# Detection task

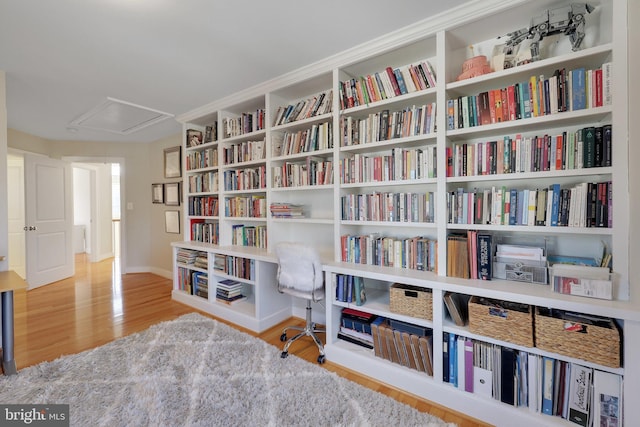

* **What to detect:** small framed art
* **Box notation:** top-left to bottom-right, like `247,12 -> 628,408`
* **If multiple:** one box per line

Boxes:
165,210 -> 180,234
164,182 -> 181,206
152,183 -> 164,204
164,146 -> 182,178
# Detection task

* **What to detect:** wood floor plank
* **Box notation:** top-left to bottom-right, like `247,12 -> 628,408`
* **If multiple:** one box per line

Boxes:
10,254 -> 491,427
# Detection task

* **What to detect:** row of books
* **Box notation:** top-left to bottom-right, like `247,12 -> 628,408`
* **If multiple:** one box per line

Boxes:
446,65 -> 611,130
340,146 -> 437,184
213,253 -> 255,280
185,147 -> 217,171
269,203 -> 304,219
271,122 -> 333,157
272,89 -> 333,126
443,332 -> 622,426
334,274 -> 366,306
190,220 -> 219,244
221,139 -> 265,165
188,196 -> 219,217
340,103 -> 436,146
231,224 -> 267,249
341,191 -> 436,223
224,195 -> 266,218
340,234 -> 437,272
339,59 -> 437,110
215,279 -> 247,305
447,125 -> 612,178
447,181 -> 612,228
271,158 -> 333,188
221,109 -> 266,138
204,124 -> 217,144
188,171 -> 218,194
176,267 -> 208,296
222,166 -> 267,191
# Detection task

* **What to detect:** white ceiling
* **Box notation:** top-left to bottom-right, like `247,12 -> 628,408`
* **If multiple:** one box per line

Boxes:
0,0 -> 472,143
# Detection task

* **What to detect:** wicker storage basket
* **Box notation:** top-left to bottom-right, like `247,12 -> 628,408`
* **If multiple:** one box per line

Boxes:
468,296 -> 534,347
534,307 -> 621,368
389,283 -> 432,320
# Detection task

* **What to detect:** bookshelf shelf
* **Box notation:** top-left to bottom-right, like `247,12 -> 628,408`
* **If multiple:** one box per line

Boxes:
340,133 -> 437,153
271,112 -> 333,132
174,1 -> 637,425
447,167 -> 612,183
445,106 -> 613,140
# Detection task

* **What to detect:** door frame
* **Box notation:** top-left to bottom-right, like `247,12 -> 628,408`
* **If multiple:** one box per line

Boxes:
62,156 -> 126,275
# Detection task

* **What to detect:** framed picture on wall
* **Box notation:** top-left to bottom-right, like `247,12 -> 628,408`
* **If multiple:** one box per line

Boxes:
165,210 -> 180,234
152,183 -> 164,204
164,182 -> 181,206
164,146 -> 182,178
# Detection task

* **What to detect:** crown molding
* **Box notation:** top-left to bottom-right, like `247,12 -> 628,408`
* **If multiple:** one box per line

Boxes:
177,0 -> 525,123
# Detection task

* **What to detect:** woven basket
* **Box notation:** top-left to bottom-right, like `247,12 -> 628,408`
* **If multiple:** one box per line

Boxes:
468,296 -> 533,347
389,283 -> 432,320
534,307 -> 621,368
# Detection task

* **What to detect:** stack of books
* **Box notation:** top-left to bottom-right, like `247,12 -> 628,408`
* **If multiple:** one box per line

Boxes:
269,203 -> 304,218
338,308 -> 378,349
194,252 -> 208,269
216,279 -> 247,305
176,249 -> 197,265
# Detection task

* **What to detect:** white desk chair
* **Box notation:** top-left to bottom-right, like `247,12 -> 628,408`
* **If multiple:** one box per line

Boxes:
275,242 -> 326,364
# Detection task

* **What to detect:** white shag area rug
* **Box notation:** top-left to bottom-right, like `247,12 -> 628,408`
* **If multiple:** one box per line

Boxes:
0,313 -> 456,427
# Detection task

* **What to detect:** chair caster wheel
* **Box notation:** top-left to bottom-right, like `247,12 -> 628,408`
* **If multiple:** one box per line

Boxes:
317,355 -> 325,364
280,333 -> 287,342
281,351 -> 288,359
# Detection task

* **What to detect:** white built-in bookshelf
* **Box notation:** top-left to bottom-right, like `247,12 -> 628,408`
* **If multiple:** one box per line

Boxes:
172,1 -> 639,425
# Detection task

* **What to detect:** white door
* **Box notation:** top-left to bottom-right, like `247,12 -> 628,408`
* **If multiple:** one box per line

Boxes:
7,155 -> 26,278
24,154 -> 74,289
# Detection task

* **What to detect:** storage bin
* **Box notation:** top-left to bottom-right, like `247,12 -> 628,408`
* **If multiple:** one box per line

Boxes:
534,307 -> 621,368
389,283 -> 432,320
468,296 -> 534,347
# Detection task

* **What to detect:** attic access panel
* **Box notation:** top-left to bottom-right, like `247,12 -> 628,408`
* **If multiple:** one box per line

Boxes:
69,97 -> 174,135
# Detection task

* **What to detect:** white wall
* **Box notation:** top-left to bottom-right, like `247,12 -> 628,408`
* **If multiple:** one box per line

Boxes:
94,163 -> 113,261
6,128 -> 181,275
149,134 -> 184,278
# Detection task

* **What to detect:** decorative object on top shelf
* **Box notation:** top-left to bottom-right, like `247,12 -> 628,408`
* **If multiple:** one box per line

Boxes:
496,3 -> 594,68
186,129 -> 203,147
164,146 -> 182,178
456,55 -> 491,81
151,183 -> 164,204
164,182 -> 181,206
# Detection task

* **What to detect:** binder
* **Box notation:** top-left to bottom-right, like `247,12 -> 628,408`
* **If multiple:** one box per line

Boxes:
541,356 -> 555,415
500,347 -> 516,405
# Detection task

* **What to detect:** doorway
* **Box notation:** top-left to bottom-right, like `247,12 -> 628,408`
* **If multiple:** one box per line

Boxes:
7,152 -> 124,284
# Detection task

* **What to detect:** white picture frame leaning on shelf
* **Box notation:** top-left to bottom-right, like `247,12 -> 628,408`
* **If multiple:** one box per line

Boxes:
151,183 -> 164,204
164,146 -> 182,178
164,182 -> 181,206
165,210 -> 180,234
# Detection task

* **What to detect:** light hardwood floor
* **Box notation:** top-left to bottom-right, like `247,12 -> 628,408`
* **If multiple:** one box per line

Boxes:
10,254 -> 491,427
